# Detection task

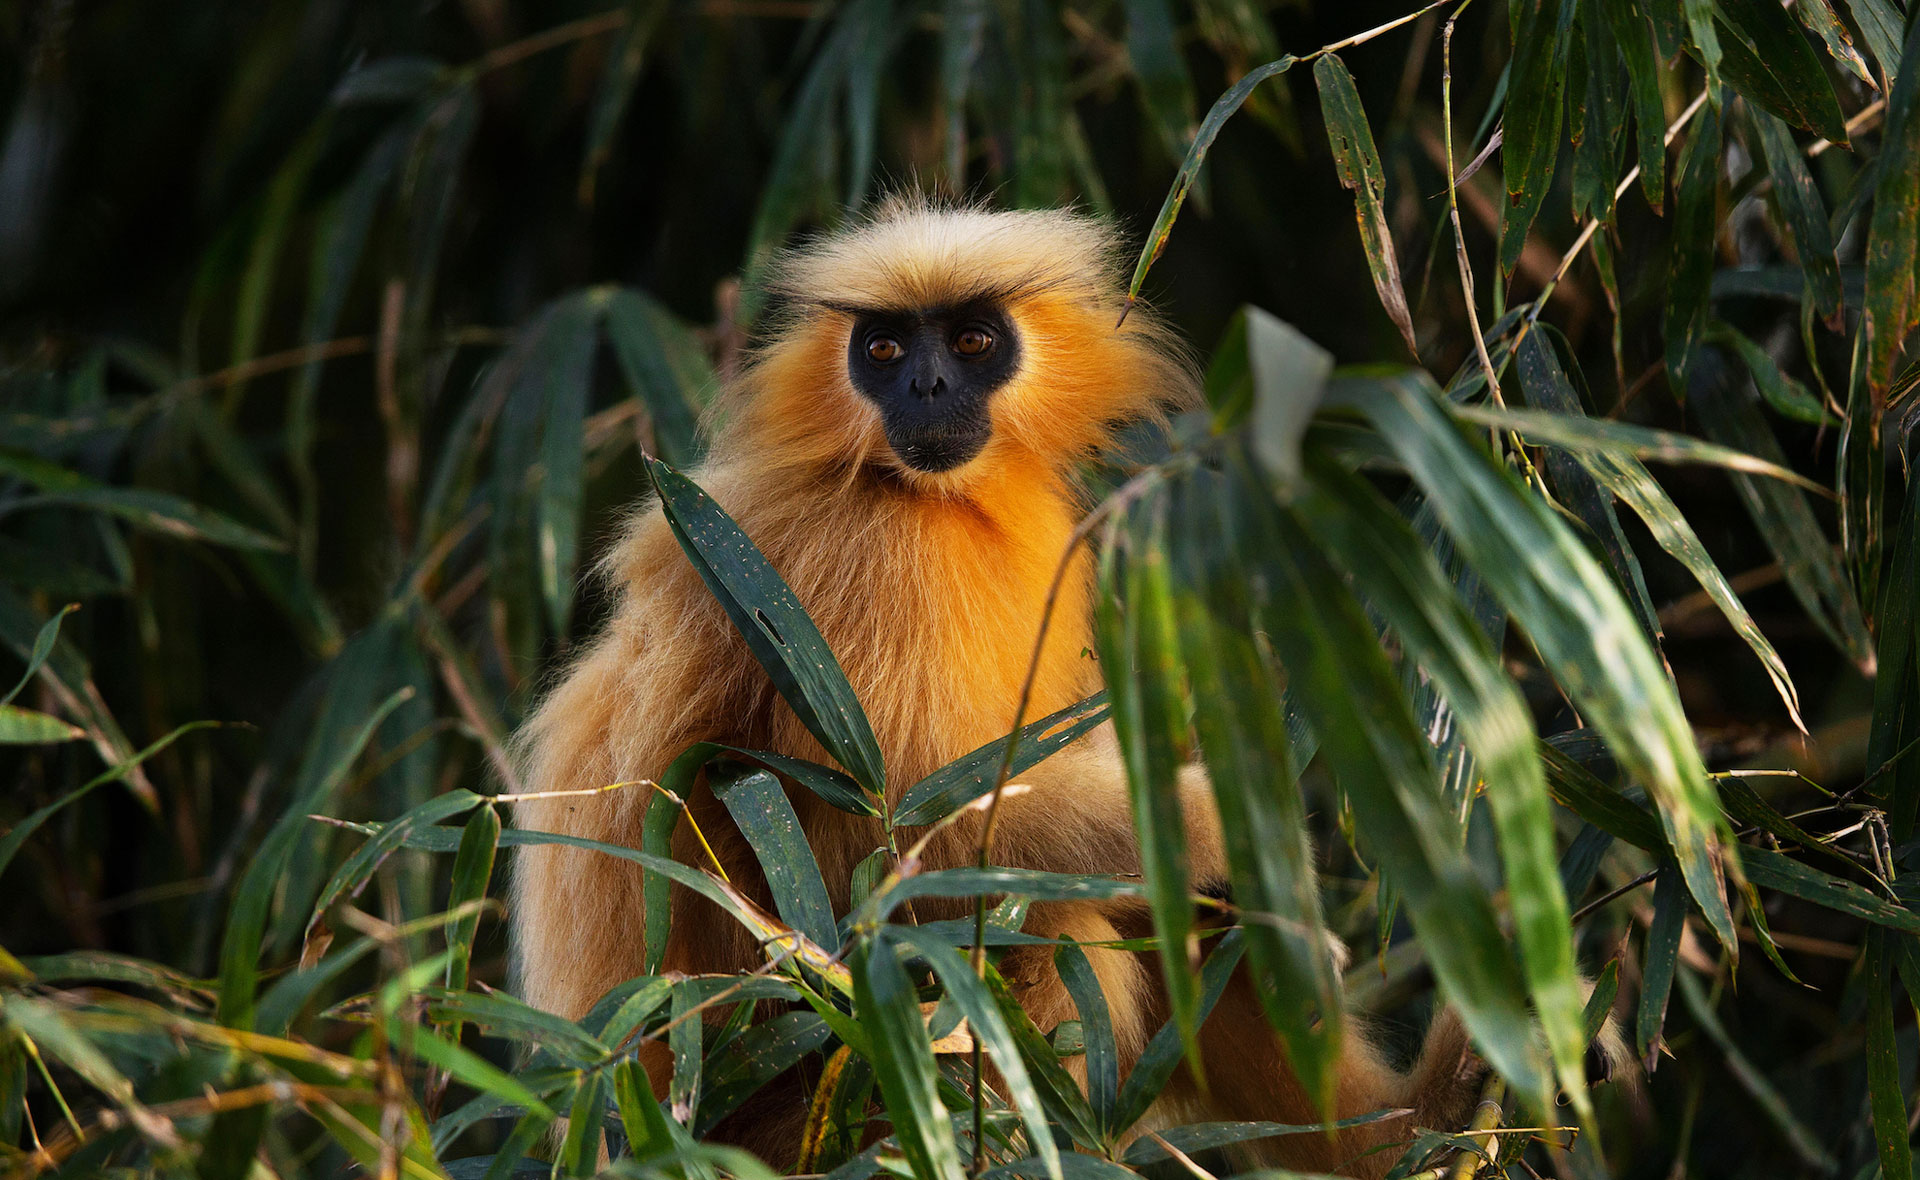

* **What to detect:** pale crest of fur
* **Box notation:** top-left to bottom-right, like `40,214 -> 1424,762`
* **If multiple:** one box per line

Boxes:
768,194 -> 1127,312
508,197 -> 1493,1177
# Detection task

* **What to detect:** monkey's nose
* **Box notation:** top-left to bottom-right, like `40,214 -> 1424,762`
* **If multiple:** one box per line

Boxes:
908,375 -> 946,401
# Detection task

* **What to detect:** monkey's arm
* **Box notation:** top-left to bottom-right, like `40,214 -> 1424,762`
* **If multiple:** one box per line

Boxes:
952,728 -> 1227,888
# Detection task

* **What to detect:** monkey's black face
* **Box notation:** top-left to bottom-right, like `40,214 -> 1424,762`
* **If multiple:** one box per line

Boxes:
845,304 -> 1022,473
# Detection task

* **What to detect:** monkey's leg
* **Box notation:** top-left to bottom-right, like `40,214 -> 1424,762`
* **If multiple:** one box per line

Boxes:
1167,970 -> 1482,1179
510,792 -> 655,1022
507,643 -> 661,1024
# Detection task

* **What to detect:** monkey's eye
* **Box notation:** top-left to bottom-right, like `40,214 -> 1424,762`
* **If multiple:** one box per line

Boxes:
865,334 -> 905,364
952,327 -> 995,358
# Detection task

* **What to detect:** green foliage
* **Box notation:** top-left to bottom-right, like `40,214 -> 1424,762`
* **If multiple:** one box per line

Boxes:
3,0 -> 1920,1177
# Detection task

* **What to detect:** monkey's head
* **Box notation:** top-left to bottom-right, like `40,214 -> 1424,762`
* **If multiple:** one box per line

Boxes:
720,196 -> 1197,494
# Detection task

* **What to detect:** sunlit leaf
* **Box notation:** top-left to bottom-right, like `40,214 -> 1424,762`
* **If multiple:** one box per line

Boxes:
1093,499 -> 1199,1065
1331,372 -> 1741,954
1295,446 -> 1588,1122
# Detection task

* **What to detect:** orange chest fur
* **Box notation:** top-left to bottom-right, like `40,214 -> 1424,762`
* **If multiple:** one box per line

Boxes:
728,471 -> 1099,791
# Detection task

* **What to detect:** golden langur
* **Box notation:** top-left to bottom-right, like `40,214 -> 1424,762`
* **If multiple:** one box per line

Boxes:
510,196 -> 1488,1176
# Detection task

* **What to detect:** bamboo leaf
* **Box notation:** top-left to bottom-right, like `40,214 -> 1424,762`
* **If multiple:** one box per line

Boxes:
1866,472 -> 1919,841
1450,396 -> 1826,491
852,939 -> 967,1180
979,961 -> 1102,1147
1690,366 -> 1874,667
1120,1110 -> 1407,1165
1600,0 -> 1667,211
0,721 -> 222,880
443,802 -> 500,996
1750,110 -> 1844,329
1634,867 -> 1684,1064
647,455 -> 886,796
1110,929 -> 1242,1131
1127,57 -> 1297,304
1500,0 -> 1574,278
306,790 -> 485,942
1864,18 -> 1920,400
1840,332 -> 1886,619
1093,497 -> 1198,1065
604,287 -> 712,468
1512,335 -> 1661,644
1570,7 -> 1625,225
1707,320 -> 1831,424
1713,1 -> 1847,143
1331,372 -> 1741,955
491,292 -> 603,639
1173,461 -> 1341,1116
1515,332 -> 1803,730
696,1010 -> 835,1134
1665,98 -> 1723,396
1740,847 -> 1920,934
1052,944 -> 1118,1130
1843,0 -> 1906,89
417,987 -> 611,1063
1,602 -> 74,708
710,762 -> 839,951
389,1016 -> 555,1121
217,688 -> 414,1029
0,451 -> 284,551
894,694 -> 1109,827
0,704 -> 82,745
1791,0 -> 1873,87
1866,930 -> 1914,1180
1295,447 -> 1588,1122
890,930 -> 1063,1180
1238,483 -> 1552,1117
674,741 -> 878,819
1314,55 -> 1417,356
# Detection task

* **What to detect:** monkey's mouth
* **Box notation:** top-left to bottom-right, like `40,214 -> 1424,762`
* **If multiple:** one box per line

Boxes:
881,417 -> 992,474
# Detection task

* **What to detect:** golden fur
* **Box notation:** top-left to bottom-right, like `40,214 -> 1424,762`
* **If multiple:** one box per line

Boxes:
509,196 -> 1483,1176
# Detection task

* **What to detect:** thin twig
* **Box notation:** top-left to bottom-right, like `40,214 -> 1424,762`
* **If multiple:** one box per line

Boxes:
472,9 -> 628,75
171,337 -> 372,397
1808,97 -> 1887,157
1305,0 -> 1455,62
1571,868 -> 1661,923
491,779 -> 654,803
1442,2 -> 1502,406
